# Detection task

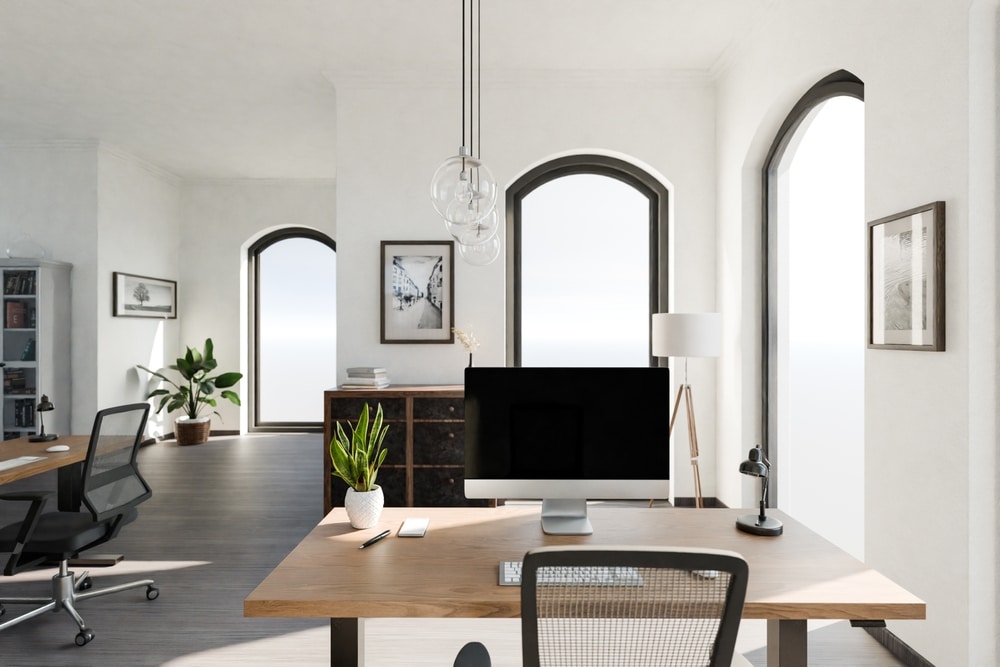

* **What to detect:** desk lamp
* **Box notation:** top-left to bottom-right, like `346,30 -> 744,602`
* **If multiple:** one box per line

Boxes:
651,312 -> 721,508
736,444 -> 783,536
29,394 -> 58,442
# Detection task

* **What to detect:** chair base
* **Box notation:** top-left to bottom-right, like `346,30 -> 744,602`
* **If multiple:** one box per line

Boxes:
0,560 -> 158,645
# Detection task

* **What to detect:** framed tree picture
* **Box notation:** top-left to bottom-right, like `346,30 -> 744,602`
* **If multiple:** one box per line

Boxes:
113,272 -> 177,319
380,241 -> 454,343
867,201 -> 945,350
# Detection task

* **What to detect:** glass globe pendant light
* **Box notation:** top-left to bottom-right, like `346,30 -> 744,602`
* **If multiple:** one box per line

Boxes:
430,0 -> 498,230
452,206 -> 499,246
459,235 -> 501,266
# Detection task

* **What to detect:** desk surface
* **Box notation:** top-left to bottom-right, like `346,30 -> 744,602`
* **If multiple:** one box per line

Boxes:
0,435 -> 89,486
244,505 -> 925,622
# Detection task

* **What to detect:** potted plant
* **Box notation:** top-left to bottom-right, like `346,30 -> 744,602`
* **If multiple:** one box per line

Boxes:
137,338 -> 242,446
330,402 -> 389,528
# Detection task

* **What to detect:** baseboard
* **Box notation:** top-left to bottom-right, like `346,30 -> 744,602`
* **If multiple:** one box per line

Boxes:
863,626 -> 934,667
673,496 -> 726,508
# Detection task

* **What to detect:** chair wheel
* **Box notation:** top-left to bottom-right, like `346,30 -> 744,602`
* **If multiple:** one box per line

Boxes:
75,628 -> 95,646
146,586 -> 159,600
78,576 -> 92,590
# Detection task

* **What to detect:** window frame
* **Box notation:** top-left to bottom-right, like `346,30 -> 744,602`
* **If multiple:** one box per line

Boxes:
248,227 -> 336,433
505,155 -> 669,367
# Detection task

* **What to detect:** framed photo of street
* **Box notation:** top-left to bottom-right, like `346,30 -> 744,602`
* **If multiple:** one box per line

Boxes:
113,272 -> 177,319
380,241 -> 454,343
867,201 -> 945,351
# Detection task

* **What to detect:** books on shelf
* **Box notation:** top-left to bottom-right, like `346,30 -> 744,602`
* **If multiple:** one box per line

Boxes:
341,366 -> 390,389
2,271 -> 36,296
5,301 -> 25,328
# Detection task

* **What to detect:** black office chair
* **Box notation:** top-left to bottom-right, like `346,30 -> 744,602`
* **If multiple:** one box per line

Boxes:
455,546 -> 751,667
0,403 -> 159,646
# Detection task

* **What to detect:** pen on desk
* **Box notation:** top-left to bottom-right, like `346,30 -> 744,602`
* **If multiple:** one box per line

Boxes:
359,529 -> 391,550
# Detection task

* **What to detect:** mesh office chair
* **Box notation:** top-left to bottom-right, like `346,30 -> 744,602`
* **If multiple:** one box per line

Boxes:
0,403 -> 159,646
455,546 -> 751,667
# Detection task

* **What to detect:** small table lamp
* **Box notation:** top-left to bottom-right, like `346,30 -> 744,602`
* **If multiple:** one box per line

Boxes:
736,444 -> 783,536
28,394 -> 58,442
651,312 -> 721,508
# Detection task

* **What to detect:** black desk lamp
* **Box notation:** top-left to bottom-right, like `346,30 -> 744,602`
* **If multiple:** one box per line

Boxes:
736,444 -> 783,536
29,394 -> 58,442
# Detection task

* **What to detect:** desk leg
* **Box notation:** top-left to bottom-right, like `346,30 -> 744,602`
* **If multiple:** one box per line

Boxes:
330,618 -> 359,666
767,619 -> 807,666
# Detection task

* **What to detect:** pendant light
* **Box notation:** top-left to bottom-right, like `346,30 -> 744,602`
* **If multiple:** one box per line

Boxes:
430,0 -> 498,231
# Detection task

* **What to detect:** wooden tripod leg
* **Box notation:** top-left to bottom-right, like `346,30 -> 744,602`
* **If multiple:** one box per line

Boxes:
650,384 -> 687,508
684,385 -> 703,508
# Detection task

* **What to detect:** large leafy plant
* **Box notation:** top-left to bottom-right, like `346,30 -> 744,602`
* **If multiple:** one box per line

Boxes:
138,338 -> 242,420
330,403 -> 389,492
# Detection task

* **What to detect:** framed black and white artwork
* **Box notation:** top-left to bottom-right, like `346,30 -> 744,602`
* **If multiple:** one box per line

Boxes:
380,241 -> 454,343
113,272 -> 177,319
867,201 -> 945,351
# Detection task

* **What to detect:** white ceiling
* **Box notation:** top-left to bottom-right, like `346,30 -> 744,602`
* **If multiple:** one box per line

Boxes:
0,0 -> 773,180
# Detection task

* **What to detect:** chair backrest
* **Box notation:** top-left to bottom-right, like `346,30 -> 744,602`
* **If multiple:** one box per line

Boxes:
81,403 -> 152,522
520,546 -> 749,667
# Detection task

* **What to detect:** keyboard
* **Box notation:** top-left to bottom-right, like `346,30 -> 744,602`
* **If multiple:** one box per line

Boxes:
0,456 -> 44,472
499,560 -> 643,587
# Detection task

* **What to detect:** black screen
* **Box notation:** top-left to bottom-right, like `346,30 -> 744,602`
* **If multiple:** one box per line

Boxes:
464,367 -> 671,482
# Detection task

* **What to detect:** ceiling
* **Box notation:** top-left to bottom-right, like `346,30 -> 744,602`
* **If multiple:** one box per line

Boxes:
0,0 -> 774,180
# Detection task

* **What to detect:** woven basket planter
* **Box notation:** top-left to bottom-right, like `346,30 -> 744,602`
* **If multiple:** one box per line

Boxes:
175,417 -> 211,446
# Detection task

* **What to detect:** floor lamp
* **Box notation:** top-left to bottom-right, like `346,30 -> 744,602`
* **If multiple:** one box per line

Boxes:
651,313 -> 721,508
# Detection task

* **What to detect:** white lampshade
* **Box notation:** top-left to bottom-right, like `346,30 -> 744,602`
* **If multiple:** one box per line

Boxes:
651,313 -> 721,358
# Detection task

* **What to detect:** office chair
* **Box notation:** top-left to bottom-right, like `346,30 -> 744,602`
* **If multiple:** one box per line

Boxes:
0,403 -> 159,646
455,546 -> 751,667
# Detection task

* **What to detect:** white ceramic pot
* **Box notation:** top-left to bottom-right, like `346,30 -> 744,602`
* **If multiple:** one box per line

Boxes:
344,485 -> 384,529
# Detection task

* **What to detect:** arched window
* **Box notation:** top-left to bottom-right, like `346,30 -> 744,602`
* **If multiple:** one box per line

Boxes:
506,155 -> 669,367
762,70 -> 865,557
248,228 -> 336,432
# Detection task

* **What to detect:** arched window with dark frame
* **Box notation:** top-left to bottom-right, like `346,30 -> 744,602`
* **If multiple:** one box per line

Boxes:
506,155 -> 669,367
762,70 -> 865,557
248,227 -> 336,432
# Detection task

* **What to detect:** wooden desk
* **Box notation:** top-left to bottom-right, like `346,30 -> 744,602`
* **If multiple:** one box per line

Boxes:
0,435 -> 89,510
245,505 -> 925,666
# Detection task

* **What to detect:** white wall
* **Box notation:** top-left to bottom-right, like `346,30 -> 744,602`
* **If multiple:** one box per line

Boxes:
333,72 -> 720,499
715,1 -> 996,663
179,179 -> 336,431
97,146 -> 182,436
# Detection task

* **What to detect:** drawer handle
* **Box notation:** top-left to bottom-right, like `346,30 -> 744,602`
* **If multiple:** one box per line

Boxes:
448,432 -> 455,439
448,405 -> 455,412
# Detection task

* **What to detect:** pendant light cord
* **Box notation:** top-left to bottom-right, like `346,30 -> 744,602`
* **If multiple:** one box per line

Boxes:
461,0 -> 466,149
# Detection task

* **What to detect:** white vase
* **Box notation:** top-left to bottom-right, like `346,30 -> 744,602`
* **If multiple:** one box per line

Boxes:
344,485 -> 384,529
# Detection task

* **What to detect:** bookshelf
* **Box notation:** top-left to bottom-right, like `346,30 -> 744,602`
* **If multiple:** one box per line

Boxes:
1,259 -> 71,441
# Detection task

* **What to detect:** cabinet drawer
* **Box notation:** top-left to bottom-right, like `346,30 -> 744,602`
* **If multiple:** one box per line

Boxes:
328,397 -> 406,421
413,468 -> 486,507
413,397 -> 464,420
413,423 -> 465,465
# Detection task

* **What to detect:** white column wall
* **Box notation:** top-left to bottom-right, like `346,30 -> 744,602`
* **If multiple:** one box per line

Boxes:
333,73 -> 719,499
716,1 -> 989,663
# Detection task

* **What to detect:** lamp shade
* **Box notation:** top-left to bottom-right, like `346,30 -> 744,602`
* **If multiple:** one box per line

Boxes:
651,313 -> 721,358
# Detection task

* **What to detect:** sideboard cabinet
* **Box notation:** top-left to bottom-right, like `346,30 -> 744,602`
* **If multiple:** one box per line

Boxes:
322,385 -> 486,513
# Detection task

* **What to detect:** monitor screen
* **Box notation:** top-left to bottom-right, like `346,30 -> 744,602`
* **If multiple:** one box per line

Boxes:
464,366 -> 671,534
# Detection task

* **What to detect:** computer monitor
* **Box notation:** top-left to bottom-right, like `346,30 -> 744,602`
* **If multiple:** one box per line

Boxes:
464,366 -> 671,535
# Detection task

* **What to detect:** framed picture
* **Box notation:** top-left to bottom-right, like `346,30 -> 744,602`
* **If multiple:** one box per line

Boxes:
380,241 -> 454,343
867,201 -> 945,350
113,272 -> 177,319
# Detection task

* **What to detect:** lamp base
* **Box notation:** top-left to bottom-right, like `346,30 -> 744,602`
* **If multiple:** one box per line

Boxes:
29,433 -> 58,443
736,513 -> 783,536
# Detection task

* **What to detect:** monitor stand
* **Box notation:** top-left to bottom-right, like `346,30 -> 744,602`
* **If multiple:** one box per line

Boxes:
540,499 -> 593,535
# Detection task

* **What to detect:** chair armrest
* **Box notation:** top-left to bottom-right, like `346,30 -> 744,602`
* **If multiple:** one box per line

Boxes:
2,492 -> 52,576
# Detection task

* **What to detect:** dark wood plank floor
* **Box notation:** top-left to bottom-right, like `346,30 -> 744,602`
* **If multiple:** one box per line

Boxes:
0,434 -> 905,666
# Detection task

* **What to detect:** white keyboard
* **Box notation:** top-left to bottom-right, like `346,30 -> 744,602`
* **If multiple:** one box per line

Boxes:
0,456 -> 44,472
499,560 -> 643,587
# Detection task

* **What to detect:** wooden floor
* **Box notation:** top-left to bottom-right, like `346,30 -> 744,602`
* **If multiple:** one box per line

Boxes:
0,434 -> 907,666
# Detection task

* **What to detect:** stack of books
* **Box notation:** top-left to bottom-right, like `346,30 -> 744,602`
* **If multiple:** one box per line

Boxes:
341,367 -> 390,389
